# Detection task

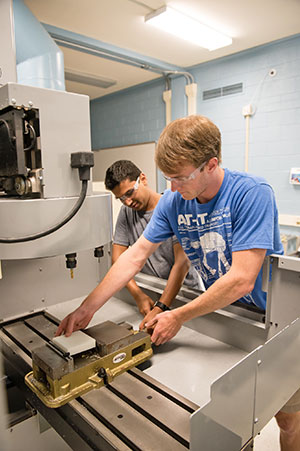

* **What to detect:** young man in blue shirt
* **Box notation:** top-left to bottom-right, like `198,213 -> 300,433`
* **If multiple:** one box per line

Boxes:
57,115 -> 299,450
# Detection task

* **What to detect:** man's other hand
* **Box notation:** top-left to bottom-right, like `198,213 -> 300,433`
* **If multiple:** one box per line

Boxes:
136,294 -> 154,316
145,310 -> 182,346
55,305 -> 94,337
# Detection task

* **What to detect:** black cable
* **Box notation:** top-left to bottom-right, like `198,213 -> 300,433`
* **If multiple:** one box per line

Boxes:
0,180 -> 88,243
0,119 -> 15,147
23,123 -> 37,152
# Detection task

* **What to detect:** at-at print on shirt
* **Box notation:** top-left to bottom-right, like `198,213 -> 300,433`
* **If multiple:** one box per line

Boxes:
178,208 -> 232,281
178,207 -> 255,305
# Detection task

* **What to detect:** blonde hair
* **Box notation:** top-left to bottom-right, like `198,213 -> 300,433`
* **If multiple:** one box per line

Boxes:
155,115 -> 222,174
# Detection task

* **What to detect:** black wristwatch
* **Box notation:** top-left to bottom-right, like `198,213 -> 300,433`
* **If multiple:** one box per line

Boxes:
153,300 -> 170,311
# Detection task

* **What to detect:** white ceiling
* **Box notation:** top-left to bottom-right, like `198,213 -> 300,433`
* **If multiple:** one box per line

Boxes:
24,0 -> 300,100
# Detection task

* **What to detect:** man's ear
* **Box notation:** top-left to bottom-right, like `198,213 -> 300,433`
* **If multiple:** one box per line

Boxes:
139,172 -> 148,186
206,157 -> 219,173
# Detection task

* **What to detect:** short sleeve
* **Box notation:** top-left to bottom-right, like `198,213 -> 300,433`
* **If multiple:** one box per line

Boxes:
113,206 -> 130,247
232,184 -> 276,252
143,191 -> 174,243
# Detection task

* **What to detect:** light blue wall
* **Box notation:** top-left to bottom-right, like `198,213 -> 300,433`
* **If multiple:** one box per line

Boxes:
90,35 -> 300,234
91,79 -> 165,149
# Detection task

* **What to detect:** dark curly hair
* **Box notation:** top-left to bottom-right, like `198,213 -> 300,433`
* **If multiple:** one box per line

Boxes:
105,160 -> 141,190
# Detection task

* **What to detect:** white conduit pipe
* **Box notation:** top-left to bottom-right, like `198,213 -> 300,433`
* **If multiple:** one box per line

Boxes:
243,70 -> 275,173
185,83 -> 198,115
163,89 -> 172,125
162,89 -> 172,189
244,114 -> 250,172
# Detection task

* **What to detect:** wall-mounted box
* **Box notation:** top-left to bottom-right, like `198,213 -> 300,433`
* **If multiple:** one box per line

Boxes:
279,214 -> 300,228
290,167 -> 300,185
280,234 -> 300,255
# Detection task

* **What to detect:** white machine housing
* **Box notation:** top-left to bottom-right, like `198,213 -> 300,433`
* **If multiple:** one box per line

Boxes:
0,83 -> 112,260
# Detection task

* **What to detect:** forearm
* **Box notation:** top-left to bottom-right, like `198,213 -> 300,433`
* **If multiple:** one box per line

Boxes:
82,236 -> 160,314
125,278 -> 148,303
172,269 -> 253,324
112,245 -> 145,303
159,260 -> 190,307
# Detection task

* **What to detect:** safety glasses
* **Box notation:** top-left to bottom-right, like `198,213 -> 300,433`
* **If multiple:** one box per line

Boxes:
162,161 -> 207,183
118,176 -> 140,202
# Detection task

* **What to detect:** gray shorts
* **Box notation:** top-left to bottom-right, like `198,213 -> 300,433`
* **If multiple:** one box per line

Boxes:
280,388 -> 300,414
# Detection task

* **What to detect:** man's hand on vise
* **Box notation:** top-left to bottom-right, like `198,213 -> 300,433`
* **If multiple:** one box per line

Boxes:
145,310 -> 182,346
55,304 -> 94,337
135,294 -> 154,316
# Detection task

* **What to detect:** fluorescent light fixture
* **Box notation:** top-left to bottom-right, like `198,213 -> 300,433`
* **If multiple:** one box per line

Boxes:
64,68 -> 117,88
145,6 -> 232,51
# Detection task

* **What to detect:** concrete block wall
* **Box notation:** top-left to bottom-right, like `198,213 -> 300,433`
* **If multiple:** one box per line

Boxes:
90,34 -> 300,235
91,79 -> 165,149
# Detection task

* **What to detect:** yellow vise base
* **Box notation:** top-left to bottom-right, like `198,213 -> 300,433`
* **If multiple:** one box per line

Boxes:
25,334 -> 152,408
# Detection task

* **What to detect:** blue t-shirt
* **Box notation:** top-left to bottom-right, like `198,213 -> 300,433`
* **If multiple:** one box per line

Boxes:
144,169 -> 283,310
